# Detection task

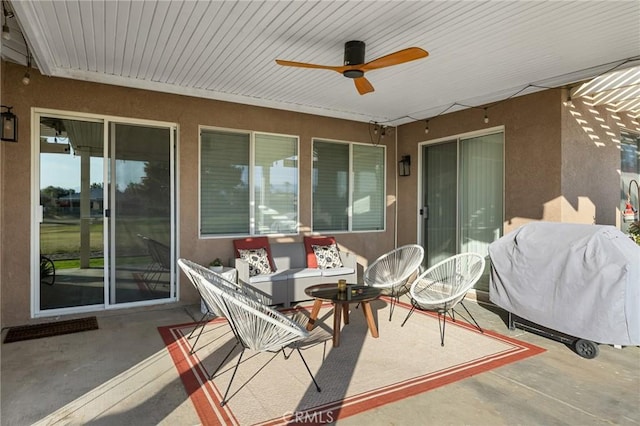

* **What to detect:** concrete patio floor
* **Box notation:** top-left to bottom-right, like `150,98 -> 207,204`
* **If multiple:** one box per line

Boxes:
1,298 -> 639,425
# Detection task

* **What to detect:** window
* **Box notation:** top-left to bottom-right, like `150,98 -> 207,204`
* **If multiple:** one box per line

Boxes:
313,139 -> 385,232
200,129 -> 298,236
621,131 -> 640,234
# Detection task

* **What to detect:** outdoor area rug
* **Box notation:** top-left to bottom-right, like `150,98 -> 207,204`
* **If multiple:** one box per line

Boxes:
159,299 -> 545,425
4,316 -> 98,343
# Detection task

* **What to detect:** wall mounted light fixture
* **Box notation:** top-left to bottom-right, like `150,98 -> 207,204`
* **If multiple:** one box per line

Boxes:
1,105 -> 17,142
399,155 -> 411,177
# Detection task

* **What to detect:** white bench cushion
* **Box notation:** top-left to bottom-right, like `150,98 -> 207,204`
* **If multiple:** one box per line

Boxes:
287,268 -> 322,279
321,267 -> 355,277
249,272 -> 289,284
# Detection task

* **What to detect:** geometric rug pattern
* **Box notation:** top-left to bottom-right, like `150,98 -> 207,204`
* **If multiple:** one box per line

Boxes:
159,298 -> 545,425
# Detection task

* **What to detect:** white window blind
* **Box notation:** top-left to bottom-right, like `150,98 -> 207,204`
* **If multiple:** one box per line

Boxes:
313,141 -> 349,231
254,134 -> 298,234
313,140 -> 385,232
200,130 -> 250,235
422,131 -> 503,271
352,144 -> 385,230
459,133 -> 504,256
200,129 -> 298,236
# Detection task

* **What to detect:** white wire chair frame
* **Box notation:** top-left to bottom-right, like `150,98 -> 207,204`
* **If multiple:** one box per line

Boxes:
363,244 -> 425,321
401,252 -> 486,346
178,259 -> 270,354
178,259 -> 246,354
181,259 -> 321,406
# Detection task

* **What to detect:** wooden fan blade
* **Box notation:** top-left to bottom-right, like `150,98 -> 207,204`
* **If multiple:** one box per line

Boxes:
354,77 -> 374,95
275,59 -> 346,73
361,47 -> 428,71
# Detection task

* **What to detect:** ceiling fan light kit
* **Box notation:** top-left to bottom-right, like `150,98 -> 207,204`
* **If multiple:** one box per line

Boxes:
344,40 -> 366,65
276,40 -> 428,95
343,69 -> 364,79
343,41 -> 366,78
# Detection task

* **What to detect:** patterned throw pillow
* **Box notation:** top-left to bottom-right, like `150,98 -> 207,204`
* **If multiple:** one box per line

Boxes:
238,247 -> 274,277
312,244 -> 344,269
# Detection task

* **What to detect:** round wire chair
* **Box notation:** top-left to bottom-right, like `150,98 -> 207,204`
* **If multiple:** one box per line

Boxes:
401,252 -> 486,346
363,244 -> 424,321
178,258 -> 267,354
194,269 -> 321,406
178,258 -> 320,407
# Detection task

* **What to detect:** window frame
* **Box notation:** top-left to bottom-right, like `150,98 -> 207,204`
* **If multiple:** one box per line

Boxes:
199,126 -> 300,238
620,130 -> 640,234
311,137 -> 387,233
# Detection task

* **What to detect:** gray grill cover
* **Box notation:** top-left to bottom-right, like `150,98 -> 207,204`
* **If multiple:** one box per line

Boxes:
489,222 -> 640,345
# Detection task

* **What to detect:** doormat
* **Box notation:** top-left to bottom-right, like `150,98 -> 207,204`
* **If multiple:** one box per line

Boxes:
159,299 -> 545,425
3,316 -> 98,343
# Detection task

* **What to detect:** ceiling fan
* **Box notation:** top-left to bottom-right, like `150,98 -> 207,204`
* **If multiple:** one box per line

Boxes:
275,41 -> 428,95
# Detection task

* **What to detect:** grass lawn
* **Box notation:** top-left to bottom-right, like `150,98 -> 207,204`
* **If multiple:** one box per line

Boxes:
42,216 -> 170,272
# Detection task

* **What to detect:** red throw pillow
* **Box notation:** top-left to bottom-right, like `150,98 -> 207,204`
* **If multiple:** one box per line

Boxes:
303,236 -> 337,268
233,237 -> 276,271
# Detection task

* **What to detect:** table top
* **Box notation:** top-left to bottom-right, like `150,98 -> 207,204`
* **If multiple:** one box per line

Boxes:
305,283 -> 381,303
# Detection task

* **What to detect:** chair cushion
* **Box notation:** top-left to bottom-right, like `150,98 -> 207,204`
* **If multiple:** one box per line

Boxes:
249,271 -> 289,283
287,267 -> 323,279
312,243 -> 344,269
238,247 -> 274,277
233,237 -> 276,270
303,236 -> 336,267
321,267 -> 355,277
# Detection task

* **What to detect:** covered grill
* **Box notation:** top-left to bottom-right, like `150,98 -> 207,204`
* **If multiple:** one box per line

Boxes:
489,222 -> 640,358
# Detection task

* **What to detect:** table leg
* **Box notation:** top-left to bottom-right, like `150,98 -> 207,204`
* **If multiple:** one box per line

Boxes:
361,301 -> 379,338
333,303 -> 342,347
343,303 -> 350,325
306,299 -> 323,331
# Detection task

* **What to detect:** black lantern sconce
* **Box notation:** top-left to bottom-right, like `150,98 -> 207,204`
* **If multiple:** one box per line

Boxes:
399,155 -> 411,177
1,105 -> 17,142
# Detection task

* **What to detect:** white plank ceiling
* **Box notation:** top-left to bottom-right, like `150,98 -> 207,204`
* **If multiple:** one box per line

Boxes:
3,0 -> 640,124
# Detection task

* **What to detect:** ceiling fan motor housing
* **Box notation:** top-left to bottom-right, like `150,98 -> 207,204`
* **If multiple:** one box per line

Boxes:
343,40 -> 365,78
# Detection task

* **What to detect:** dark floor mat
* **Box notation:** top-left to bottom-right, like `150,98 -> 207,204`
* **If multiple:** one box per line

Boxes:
3,316 -> 98,343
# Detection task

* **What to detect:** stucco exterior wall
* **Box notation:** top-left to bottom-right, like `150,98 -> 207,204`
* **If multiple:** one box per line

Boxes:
395,88 -> 638,249
396,89 -> 564,246
0,61 -> 397,326
560,96 -> 639,226
2,58 -> 637,327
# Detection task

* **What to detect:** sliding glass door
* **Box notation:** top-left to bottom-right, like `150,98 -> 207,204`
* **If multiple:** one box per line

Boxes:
110,122 -> 174,304
38,117 -> 106,310
459,134 -> 504,259
421,131 -> 504,291
35,112 -> 176,315
423,140 -> 458,266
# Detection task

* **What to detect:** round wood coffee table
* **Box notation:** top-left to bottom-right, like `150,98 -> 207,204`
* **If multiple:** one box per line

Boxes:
304,283 -> 381,348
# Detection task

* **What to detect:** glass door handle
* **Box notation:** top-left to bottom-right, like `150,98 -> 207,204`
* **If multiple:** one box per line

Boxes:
420,206 -> 429,219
